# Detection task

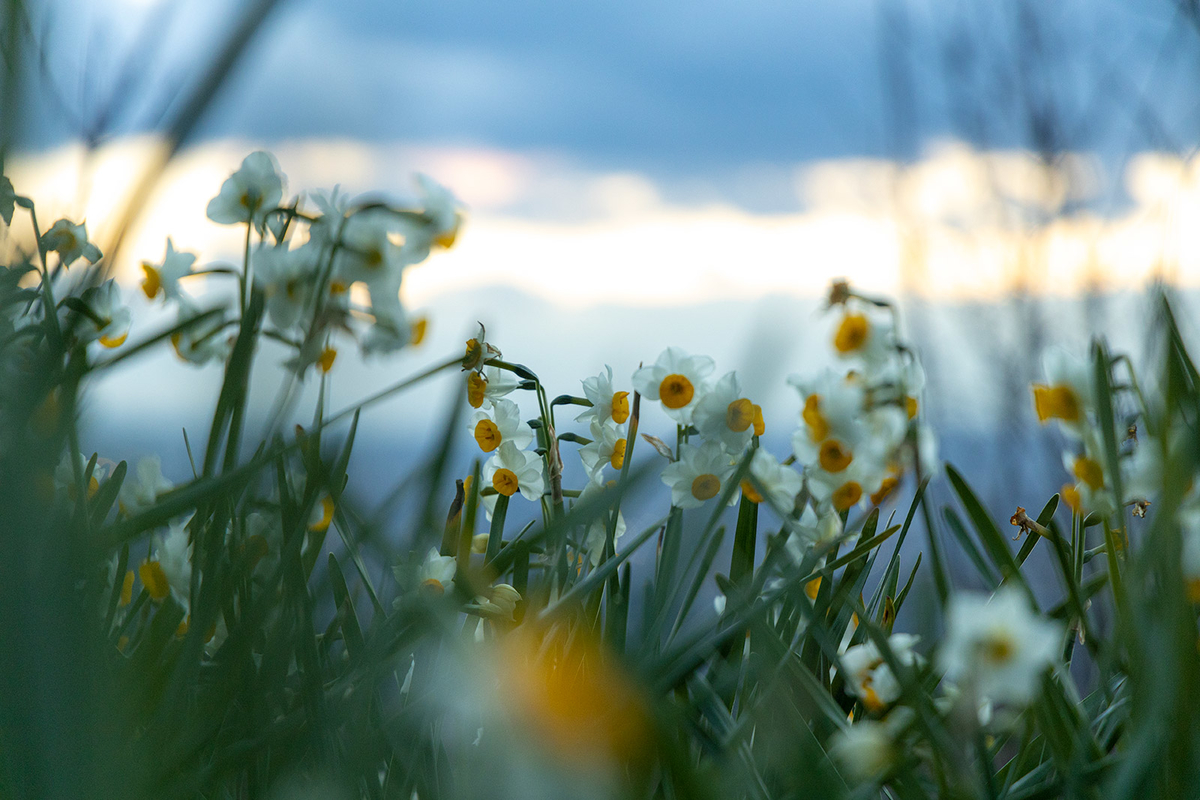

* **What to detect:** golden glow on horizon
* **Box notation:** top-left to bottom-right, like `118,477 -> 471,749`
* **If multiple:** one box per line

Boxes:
5,137 -> 1198,308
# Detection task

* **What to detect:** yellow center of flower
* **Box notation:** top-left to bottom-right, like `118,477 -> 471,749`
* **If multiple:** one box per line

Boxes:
832,481 -> 863,511
493,468 -> 519,497
141,263 -> 162,299
802,395 -> 829,442
752,404 -> 765,436
1188,578 -> 1200,604
834,313 -> 870,354
740,479 -> 763,504
364,247 -> 384,269
1033,384 -> 1081,424
318,347 -> 337,373
474,419 -> 502,452
818,439 -> 853,473
99,331 -> 128,348
119,570 -> 134,606
309,495 -> 335,532
467,372 -> 488,408
611,391 -> 630,424
659,374 -> 694,409
435,217 -> 462,249
981,634 -> 1015,664
329,280 -> 348,295
410,316 -> 428,346
1060,482 -> 1082,513
691,473 -> 721,501
805,577 -> 822,600
421,578 -> 446,595
905,396 -> 919,419
870,476 -> 899,506
1072,456 -> 1104,490
610,439 -> 627,470
139,561 -> 170,602
725,398 -> 755,432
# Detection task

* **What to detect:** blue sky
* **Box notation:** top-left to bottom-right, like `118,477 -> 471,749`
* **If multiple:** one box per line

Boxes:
30,0 -> 1200,190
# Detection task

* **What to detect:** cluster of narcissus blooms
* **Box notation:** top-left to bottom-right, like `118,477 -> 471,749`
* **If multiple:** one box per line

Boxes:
142,151 -> 461,371
1033,346 -> 1200,600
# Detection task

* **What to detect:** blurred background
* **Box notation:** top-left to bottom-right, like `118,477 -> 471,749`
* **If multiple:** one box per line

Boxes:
5,0 -> 1200,602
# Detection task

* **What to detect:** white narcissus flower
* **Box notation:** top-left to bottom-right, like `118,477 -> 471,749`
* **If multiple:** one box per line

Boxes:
631,346 -> 714,424
469,398 -> 534,454
578,419 -> 627,485
75,280 -> 131,348
119,456 -> 174,517
306,185 -> 351,245
789,370 -> 867,468
360,273 -> 418,356
141,238 -> 196,302
1060,430 -> 1115,517
806,450 -> 891,514
333,208 -> 412,290
171,300 -> 233,366
254,244 -> 319,330
466,365 -> 520,410
1032,347 -> 1094,436
939,587 -> 1063,706
476,584 -> 521,620
830,302 -> 896,372
692,371 -> 760,453
140,520 -> 192,609
206,151 -> 285,231
41,218 -> 101,267
483,441 -> 546,502
407,547 -> 456,596
839,633 -> 920,713
415,173 -> 464,250
661,440 -> 737,510
579,480 -> 626,567
576,365 -> 631,428
742,448 -> 802,515
829,720 -> 893,784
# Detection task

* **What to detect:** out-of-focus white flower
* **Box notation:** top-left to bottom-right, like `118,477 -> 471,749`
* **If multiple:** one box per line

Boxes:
1122,436 -> 1162,505
829,720 -> 893,784
307,185 -> 351,245
467,365 -> 520,410
661,440 -> 736,509
410,547 -> 457,596
1032,347 -> 1093,436
742,448 -> 802,515
830,303 -> 895,371
140,238 -> 196,302
576,365 -> 631,428
806,451 -> 891,514
255,244 -> 319,330
789,370 -> 867,462
206,151 -> 285,231
483,441 -> 546,502
469,398 -> 534,454
333,208 -> 411,290
579,420 -> 627,484
839,633 -> 920,713
631,346 -> 714,424
415,173 -> 464,250
53,451 -> 107,499
118,456 -> 173,517
579,480 -> 626,567
171,300 -> 233,366
1060,430 -> 1115,516
692,371 -> 759,453
41,218 -> 101,267
141,519 -> 192,609
939,587 -> 1062,706
360,276 -> 418,356
75,280 -> 131,348
476,584 -> 521,621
